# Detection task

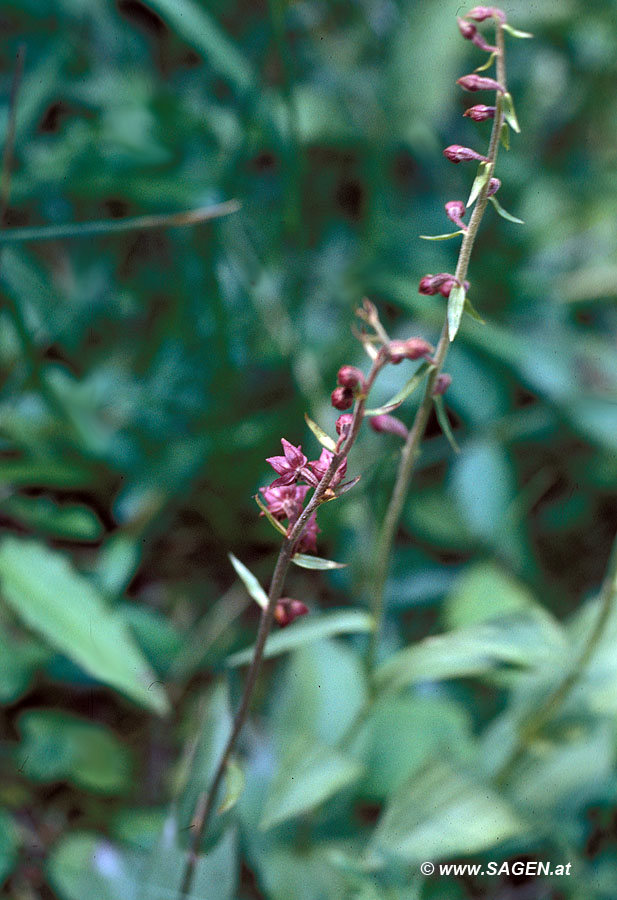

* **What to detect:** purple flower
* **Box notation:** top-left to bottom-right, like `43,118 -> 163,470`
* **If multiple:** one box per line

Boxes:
463,104 -> 496,122
443,144 -> 489,164
337,365 -> 366,391
432,373 -> 453,396
370,414 -> 409,440
259,483 -> 310,523
419,273 -> 458,295
439,278 -> 470,298
331,386 -> 354,410
266,438 -> 307,487
457,17 -> 477,39
465,6 -> 506,23
388,337 -> 434,363
335,414 -> 354,437
445,200 -> 467,231
457,74 -> 505,93
487,177 -> 501,196
308,448 -> 347,488
275,597 -> 309,627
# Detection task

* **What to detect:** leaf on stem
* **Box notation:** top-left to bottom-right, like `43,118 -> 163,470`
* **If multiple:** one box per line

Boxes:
474,52 -> 497,73
466,161 -> 491,208
502,23 -> 533,39
365,361 -> 433,416
489,195 -> 524,224
447,284 -> 467,342
228,553 -> 269,610
500,121 -> 510,150
292,553 -> 347,570
217,758 -> 245,814
418,231 -> 464,242
502,92 -> 521,133
463,296 -> 486,325
335,475 -> 361,497
254,494 -> 288,536
433,395 -> 460,453
304,413 -> 337,452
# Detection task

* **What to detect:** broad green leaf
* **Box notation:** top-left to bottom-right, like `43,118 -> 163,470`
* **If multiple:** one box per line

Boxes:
489,195 -> 524,224
466,161 -> 490,208
0,537 -> 168,714
444,562 -> 539,630
17,710 -> 132,794
447,284 -> 466,341
463,295 -> 486,324
261,734 -> 364,830
368,761 -> 525,865
0,810 -> 18,887
226,610 -> 374,667
365,362 -> 432,416
304,413 -> 337,452
254,494 -> 288,536
433,395 -> 460,453
228,553 -> 269,609
502,92 -> 521,133
502,23 -> 534,38
218,758 -> 245,814
1,495 -> 103,541
418,231 -> 463,241
375,614 -> 566,692
291,553 -> 347,570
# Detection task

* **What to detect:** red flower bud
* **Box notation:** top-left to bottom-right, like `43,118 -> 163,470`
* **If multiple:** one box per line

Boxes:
457,74 -> 505,93
331,386 -> 354,410
457,17 -> 477,39
432,373 -> 452,396
388,337 -> 433,363
335,414 -> 354,436
465,6 -> 506,23
438,278 -> 470,298
419,273 -> 457,295
337,365 -> 366,391
487,177 -> 501,196
275,598 -> 309,627
445,200 -> 467,230
471,31 -> 498,52
443,144 -> 489,164
463,104 -> 496,121
370,414 -> 409,440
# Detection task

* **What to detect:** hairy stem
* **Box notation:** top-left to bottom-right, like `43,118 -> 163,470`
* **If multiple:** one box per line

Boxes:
178,357 -> 385,898
368,24 -> 507,671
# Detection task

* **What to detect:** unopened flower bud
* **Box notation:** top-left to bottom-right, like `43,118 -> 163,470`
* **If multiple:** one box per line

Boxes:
331,386 -> 354,410
471,31 -> 498,52
337,365 -> 366,391
463,104 -> 496,121
438,278 -> 470,298
457,74 -> 505,93
335,413 -> 354,436
419,273 -> 457,295
443,144 -> 489,164
487,177 -> 501,196
275,597 -> 309,627
445,200 -> 467,230
388,337 -> 433,363
432,373 -> 452,396
465,6 -> 506,23
457,17 -> 477,39
370,414 -> 409,440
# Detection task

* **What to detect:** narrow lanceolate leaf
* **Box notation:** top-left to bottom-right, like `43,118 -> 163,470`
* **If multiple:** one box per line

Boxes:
226,609 -> 374,667
418,230 -> 464,242
0,538 -> 169,714
292,553 -> 347,571
489,195 -> 524,224
433,396 -> 460,453
464,296 -> 486,325
447,284 -> 467,341
254,494 -> 288,536
502,93 -> 521,133
228,553 -> 269,610
218,758 -> 245,814
502,23 -> 533,38
466,162 -> 491,208
500,121 -> 510,150
474,51 -> 497,73
304,413 -> 337,452
365,362 -> 432,416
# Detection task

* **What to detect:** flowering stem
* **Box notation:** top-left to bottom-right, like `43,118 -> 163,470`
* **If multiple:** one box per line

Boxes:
178,357 -> 385,898
367,23 -> 507,672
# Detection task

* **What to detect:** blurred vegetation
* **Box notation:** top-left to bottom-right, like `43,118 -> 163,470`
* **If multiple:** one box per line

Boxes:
1,0 -> 617,897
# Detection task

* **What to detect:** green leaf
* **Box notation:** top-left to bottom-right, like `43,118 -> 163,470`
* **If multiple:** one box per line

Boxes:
0,810 -> 18,887
447,284 -> 466,341
260,734 -> 364,830
218,758 -> 245,814
17,710 -> 132,794
466,161 -> 490,208
226,609 -> 374,667
489,195 -> 524,224
1,495 -> 103,542
474,51 -> 497,73
433,395 -> 460,453
254,493 -> 288,536
463,296 -> 486,324
444,562 -> 540,630
0,623 -> 50,703
502,92 -> 521,133
304,413 -> 337,452
368,761 -> 525,866
365,362 -> 432,415
418,230 -> 463,241
228,552 -> 269,610
48,833 -> 143,900
500,120 -> 510,150
0,538 -> 169,714
502,23 -> 534,38
291,553 -> 347,570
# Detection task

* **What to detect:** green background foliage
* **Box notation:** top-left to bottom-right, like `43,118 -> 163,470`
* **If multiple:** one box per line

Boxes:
1,0 -> 617,897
